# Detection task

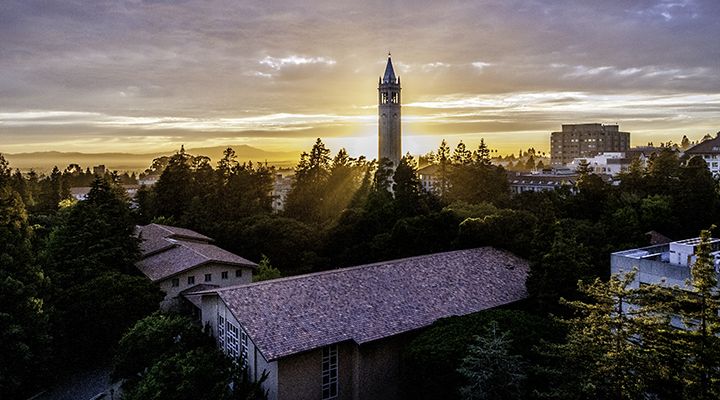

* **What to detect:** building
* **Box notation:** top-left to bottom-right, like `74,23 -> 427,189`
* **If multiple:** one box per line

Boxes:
611,237 -> 720,291
684,134 -> 720,176
567,152 -> 634,176
507,171 -> 577,194
417,164 -> 439,192
551,123 -> 630,166
271,173 -> 293,212
135,223 -> 257,310
192,248 -> 529,400
378,54 -> 402,167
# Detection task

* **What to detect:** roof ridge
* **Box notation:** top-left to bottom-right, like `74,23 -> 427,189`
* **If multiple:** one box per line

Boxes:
194,248 -> 498,295
148,223 -> 175,236
174,239 -> 212,261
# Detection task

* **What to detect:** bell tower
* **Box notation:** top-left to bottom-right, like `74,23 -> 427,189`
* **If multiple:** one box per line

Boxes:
378,53 -> 401,167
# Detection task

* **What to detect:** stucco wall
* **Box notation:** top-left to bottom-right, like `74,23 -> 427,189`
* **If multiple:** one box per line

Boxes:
158,263 -> 253,309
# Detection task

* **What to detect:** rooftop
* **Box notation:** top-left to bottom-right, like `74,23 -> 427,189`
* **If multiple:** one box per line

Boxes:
685,135 -> 720,154
197,247 -> 529,361
612,237 -> 720,268
135,223 -> 257,282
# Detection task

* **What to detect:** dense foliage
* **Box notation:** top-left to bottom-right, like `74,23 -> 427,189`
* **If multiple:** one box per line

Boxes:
0,157 -> 162,397
116,312 -> 267,400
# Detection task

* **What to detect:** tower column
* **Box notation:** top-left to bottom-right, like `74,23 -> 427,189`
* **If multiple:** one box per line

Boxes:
378,54 -> 402,167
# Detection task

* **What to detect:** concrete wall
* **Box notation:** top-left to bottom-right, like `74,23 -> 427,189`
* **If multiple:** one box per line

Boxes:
159,263 -> 253,309
611,253 -> 693,289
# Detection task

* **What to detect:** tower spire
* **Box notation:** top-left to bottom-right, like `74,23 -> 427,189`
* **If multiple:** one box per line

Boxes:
382,54 -> 396,84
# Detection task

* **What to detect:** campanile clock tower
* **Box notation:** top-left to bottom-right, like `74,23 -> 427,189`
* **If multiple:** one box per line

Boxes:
378,54 -> 401,167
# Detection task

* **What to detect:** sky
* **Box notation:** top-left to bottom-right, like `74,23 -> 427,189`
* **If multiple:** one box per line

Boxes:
1,0 -> 719,158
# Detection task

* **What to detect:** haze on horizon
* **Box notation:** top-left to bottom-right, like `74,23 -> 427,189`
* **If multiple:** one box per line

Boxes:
1,0 -> 719,158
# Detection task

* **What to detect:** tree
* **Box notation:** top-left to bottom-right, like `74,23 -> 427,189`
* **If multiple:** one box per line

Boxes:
118,313 -> 268,400
393,153 -> 424,217
402,309 -> 561,400
452,141 -> 473,165
681,135 -> 691,149
457,322 -> 526,400
284,138 -> 332,224
435,140 -> 452,199
37,166 -> 67,213
472,139 -> 492,167
545,271 -> 669,400
44,177 -> 162,366
113,312 -> 214,381
45,177 -> 140,284
154,146 -> 196,220
524,155 -> 535,171
122,348 -> 236,400
527,223 -> 595,310
672,227 -> 720,399
320,149 -> 367,222
253,255 -> 282,282
0,185 -> 49,398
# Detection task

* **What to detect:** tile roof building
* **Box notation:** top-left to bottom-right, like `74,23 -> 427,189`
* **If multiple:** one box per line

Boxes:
684,134 -> 720,176
193,247 -> 529,400
135,223 -> 257,310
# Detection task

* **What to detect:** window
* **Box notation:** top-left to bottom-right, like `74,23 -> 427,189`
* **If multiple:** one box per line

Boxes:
322,345 -> 338,399
217,314 -> 225,348
240,329 -> 249,368
188,276 -> 195,285
171,278 -> 179,287
222,271 -> 228,280
226,321 -> 239,358
235,270 -> 242,278
205,273 -> 212,282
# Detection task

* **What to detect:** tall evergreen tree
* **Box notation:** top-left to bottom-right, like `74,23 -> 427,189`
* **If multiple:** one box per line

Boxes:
0,184 -> 49,398
672,227 -> 720,399
457,322 -> 525,400
284,138 -> 332,224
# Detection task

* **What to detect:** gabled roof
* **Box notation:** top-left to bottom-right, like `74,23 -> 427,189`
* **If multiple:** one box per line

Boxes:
382,55 -> 397,84
417,163 -> 440,176
685,135 -> 720,155
137,223 -> 213,243
197,248 -> 528,361
135,224 -> 257,282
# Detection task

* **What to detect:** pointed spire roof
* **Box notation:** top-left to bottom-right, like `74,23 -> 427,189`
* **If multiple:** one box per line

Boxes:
382,53 -> 396,84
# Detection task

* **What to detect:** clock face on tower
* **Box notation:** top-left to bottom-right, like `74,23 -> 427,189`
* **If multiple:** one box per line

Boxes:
378,55 -> 402,168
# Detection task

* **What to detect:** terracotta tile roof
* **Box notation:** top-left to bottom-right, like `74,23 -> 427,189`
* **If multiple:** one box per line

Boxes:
201,248 -> 529,361
135,224 -> 257,282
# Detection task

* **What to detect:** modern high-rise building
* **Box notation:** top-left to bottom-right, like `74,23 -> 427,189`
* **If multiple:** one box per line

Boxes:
550,123 -> 630,166
378,54 -> 402,167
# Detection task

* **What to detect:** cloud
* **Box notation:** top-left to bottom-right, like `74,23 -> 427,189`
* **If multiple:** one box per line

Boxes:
259,55 -> 336,70
0,0 -> 719,155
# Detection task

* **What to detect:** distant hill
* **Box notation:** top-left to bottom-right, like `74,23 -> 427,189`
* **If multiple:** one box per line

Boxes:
2,145 -> 300,173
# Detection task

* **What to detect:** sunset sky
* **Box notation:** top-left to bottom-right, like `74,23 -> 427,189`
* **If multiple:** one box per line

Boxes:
1,0 -> 719,158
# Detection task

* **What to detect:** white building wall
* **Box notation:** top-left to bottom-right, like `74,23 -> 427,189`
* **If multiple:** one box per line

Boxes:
201,294 -> 279,400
